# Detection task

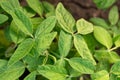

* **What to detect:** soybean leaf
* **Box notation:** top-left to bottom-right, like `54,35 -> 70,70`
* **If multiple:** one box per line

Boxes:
91,70 -> 109,80
114,35 -> 120,47
94,50 -> 120,63
94,26 -> 113,49
37,65 -> 68,80
35,16 -> 56,38
26,0 -> 43,17
89,17 -> 109,29
56,3 -> 75,33
0,60 -> 25,80
8,38 -> 34,66
110,74 -> 118,80
111,61 -> 120,75
109,6 -> 119,25
58,30 -> 73,57
67,57 -> 95,74
76,18 -> 93,35
11,9 -> 33,37
24,71 -> 36,80
0,14 -> 8,24
36,32 -> 57,54
74,34 -> 96,64
93,0 -> 116,9
0,0 -> 21,13
9,21 -> 26,44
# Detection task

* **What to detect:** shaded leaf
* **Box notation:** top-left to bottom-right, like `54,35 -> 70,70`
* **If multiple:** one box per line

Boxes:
24,71 -> 36,80
93,26 -> 113,49
58,30 -> 72,57
111,61 -> 120,75
76,18 -> 93,34
56,3 -> 75,33
37,65 -> 68,80
74,34 -> 96,64
8,38 -> 34,66
67,57 -> 95,74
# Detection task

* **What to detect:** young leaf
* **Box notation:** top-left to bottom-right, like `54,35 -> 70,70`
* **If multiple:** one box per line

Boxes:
93,0 -> 116,9
56,3 -> 75,33
35,16 -> 56,38
67,57 -> 95,74
109,6 -> 119,25
114,35 -> 120,47
37,65 -> 68,80
11,9 -> 33,37
24,71 -> 36,80
91,70 -> 109,80
0,14 -> 8,24
74,34 -> 96,65
0,0 -> 21,13
111,61 -> 120,75
89,17 -> 109,29
8,38 -> 34,66
0,61 -> 25,80
94,26 -> 113,49
76,18 -> 93,35
36,32 -> 57,54
26,0 -> 43,17
58,30 -> 73,57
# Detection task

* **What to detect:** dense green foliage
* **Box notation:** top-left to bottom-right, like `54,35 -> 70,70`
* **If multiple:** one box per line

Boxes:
0,0 -> 120,80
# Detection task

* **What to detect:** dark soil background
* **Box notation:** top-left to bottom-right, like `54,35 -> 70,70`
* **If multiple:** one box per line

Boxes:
20,0 -> 120,20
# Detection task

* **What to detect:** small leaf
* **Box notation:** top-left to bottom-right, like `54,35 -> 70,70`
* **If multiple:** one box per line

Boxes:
8,38 -> 34,66
94,26 -> 113,49
67,57 -> 95,74
11,9 -> 33,37
89,17 -> 109,29
76,18 -> 93,34
35,16 -> 56,38
58,30 -> 73,57
37,65 -> 68,80
93,0 -> 116,9
0,60 -> 25,80
0,14 -> 8,24
24,71 -> 36,80
91,70 -> 109,80
111,61 -> 120,75
36,32 -> 57,54
114,35 -> 120,47
56,3 -> 75,33
26,0 -> 43,17
109,6 -> 119,25
74,34 -> 96,64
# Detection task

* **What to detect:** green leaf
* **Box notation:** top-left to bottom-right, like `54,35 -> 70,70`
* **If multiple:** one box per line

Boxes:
37,65 -> 68,80
67,57 -> 95,74
74,34 -> 96,65
91,70 -> 109,80
0,0 -> 21,13
94,50 -> 120,63
11,9 -> 33,37
89,17 -> 109,29
24,71 -> 36,80
0,60 -> 25,80
76,18 -> 93,34
9,21 -> 26,44
114,35 -> 120,47
93,0 -> 116,9
56,3 -> 75,33
26,0 -> 43,17
93,26 -> 113,49
0,14 -> 8,24
109,6 -> 119,25
35,16 -> 56,38
111,61 -> 120,75
8,38 -> 34,66
58,30 -> 72,57
36,32 -> 57,54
